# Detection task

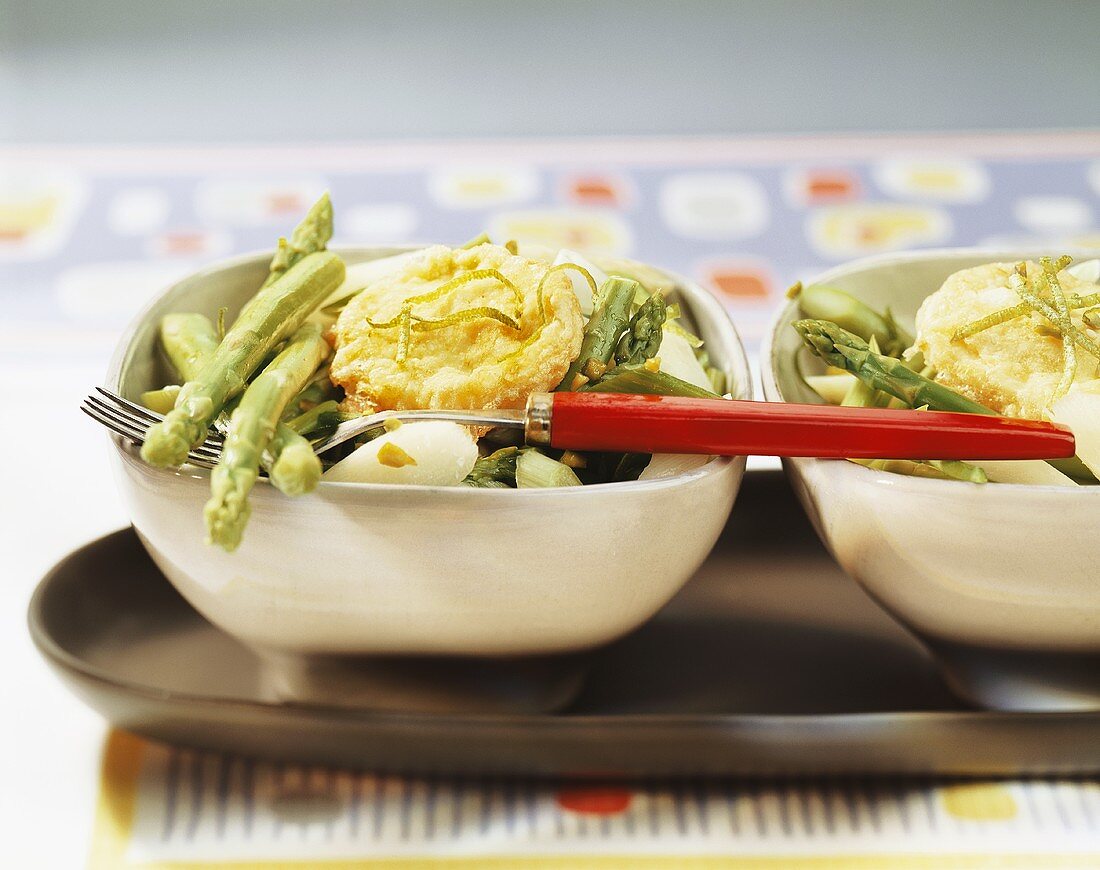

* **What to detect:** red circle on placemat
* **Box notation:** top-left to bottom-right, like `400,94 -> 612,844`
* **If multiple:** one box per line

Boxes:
556,787 -> 633,815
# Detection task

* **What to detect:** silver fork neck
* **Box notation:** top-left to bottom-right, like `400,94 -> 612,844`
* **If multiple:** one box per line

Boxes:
393,408 -> 526,428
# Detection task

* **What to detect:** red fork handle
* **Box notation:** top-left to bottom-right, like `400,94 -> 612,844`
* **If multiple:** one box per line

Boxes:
537,392 -> 1075,460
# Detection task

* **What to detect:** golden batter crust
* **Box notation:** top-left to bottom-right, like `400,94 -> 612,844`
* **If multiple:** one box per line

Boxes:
331,243 -> 584,413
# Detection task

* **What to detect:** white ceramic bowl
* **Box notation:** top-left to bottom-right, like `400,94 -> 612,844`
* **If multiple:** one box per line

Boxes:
762,248 -> 1100,711
108,247 -> 751,673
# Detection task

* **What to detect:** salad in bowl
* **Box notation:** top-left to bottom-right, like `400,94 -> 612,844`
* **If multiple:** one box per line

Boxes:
764,249 -> 1100,710
134,195 -> 732,551
106,195 -> 750,665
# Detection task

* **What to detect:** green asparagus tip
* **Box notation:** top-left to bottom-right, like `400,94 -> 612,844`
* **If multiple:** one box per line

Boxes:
313,191 -> 333,227
203,466 -> 257,551
270,441 -> 323,496
140,415 -> 198,467
792,318 -> 855,362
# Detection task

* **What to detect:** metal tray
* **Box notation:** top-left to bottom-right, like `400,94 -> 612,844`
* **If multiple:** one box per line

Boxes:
29,471 -> 1100,777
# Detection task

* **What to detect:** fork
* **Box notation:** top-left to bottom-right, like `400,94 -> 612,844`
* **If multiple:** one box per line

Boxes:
83,386 -> 1076,466
81,389 -> 224,468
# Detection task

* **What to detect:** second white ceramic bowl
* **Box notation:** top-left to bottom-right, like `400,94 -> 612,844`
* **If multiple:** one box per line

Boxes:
762,248 -> 1100,711
108,247 -> 751,666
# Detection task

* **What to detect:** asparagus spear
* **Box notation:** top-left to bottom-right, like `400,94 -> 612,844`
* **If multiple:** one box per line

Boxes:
795,319 -> 1095,483
584,364 -> 720,398
263,193 -> 334,288
161,312 -> 220,379
834,341 -> 984,479
793,319 -> 993,414
285,399 -> 342,437
204,323 -> 331,550
614,292 -> 667,365
838,337 -> 892,408
141,251 -> 345,467
141,313 -> 221,411
791,283 -> 913,357
262,399 -> 343,495
557,277 -> 639,389
265,424 -> 323,497
461,446 -> 521,488
925,459 -> 988,483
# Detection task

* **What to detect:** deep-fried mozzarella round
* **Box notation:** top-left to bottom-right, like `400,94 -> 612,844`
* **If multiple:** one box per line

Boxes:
915,261 -> 1098,419
331,244 -> 583,413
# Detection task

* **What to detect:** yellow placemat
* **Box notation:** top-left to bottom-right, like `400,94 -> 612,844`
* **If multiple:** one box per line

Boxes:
90,731 -> 1100,869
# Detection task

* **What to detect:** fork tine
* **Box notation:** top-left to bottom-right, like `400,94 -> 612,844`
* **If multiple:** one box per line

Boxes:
83,397 -> 222,459
82,402 -> 219,467
95,386 -> 164,422
80,402 -> 145,444
82,398 -> 147,435
86,394 -> 151,426
87,394 -> 223,451
84,396 -> 160,443
95,387 -> 224,444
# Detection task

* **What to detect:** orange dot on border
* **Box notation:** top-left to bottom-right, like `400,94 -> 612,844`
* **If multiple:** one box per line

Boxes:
555,787 -> 633,815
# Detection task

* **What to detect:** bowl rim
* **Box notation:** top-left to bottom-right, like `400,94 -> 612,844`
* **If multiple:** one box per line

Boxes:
761,246 -> 1100,497
107,244 -> 752,496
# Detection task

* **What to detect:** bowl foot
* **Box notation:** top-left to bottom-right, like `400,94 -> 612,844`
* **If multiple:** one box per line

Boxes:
255,650 -> 590,714
932,642 -> 1100,711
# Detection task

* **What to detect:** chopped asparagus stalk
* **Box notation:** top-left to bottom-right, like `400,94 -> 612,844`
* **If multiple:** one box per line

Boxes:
584,364 -> 720,398
515,449 -> 582,488
461,446 -> 521,488
805,373 -> 856,405
926,459 -> 988,483
140,385 -> 181,414
141,251 -> 345,467
557,277 -> 639,390
614,292 -> 667,365
283,366 -> 339,418
204,323 -> 331,551
263,193 -> 333,288
840,372 -> 890,408
852,459 -> 965,481
612,452 -> 651,482
285,399 -> 342,438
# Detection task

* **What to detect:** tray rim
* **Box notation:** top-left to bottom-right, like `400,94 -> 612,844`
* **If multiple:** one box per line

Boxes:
29,525 -> 1100,731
